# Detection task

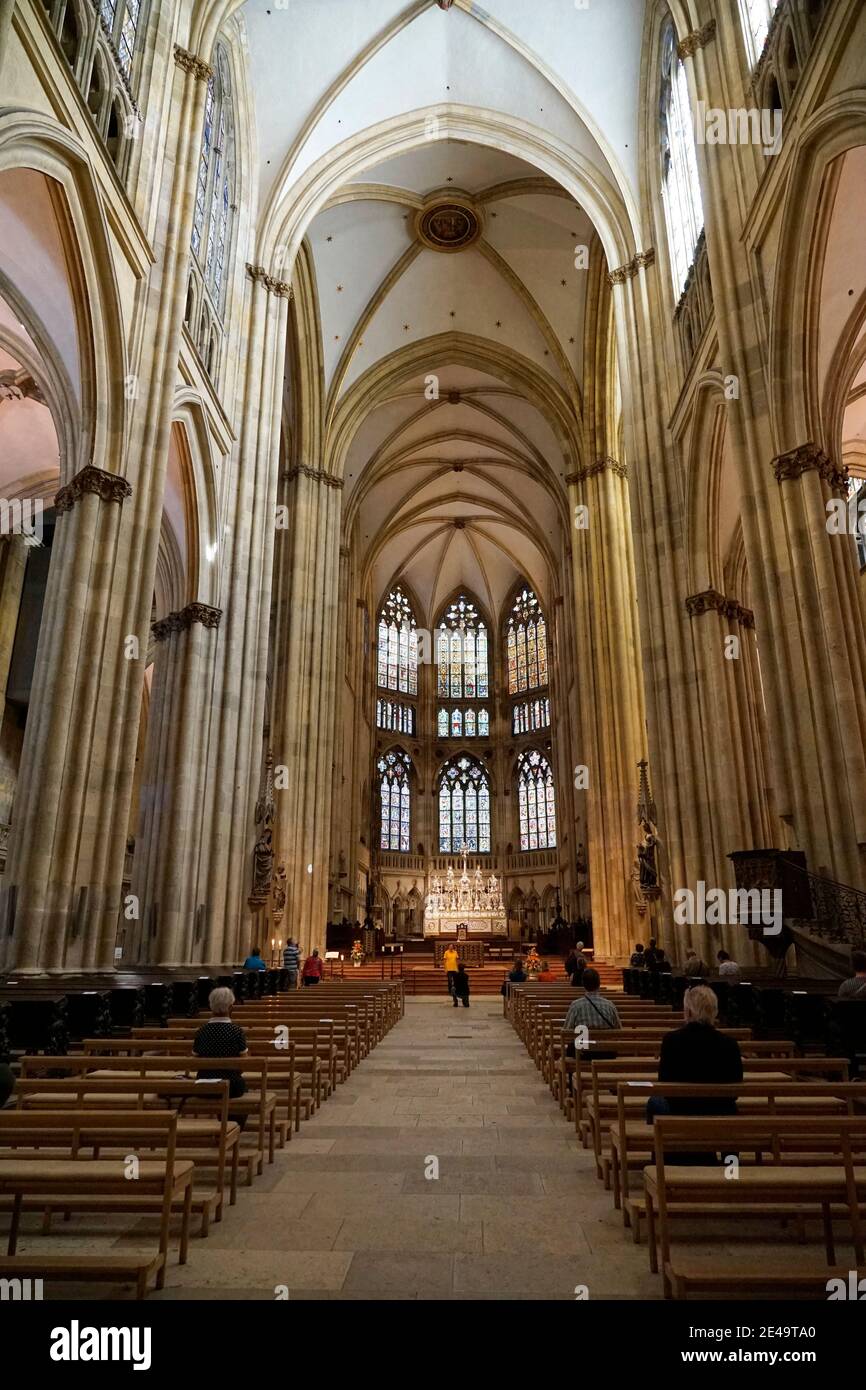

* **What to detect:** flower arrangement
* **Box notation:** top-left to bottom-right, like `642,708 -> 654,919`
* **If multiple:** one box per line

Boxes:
350,939 -> 364,965
525,949 -> 542,975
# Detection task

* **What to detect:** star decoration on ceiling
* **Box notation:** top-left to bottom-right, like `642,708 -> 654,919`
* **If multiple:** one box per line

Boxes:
449,310 -> 456,318
495,320 -> 502,328
403,323 -> 410,331
337,285 -> 343,292
326,235 -> 333,242
561,279 -> 567,286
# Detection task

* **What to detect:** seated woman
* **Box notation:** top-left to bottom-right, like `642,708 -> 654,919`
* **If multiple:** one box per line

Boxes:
193,987 -> 248,1099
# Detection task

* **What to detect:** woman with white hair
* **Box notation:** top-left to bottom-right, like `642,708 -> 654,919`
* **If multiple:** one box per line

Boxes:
193,987 -> 248,1098
657,984 -> 743,1116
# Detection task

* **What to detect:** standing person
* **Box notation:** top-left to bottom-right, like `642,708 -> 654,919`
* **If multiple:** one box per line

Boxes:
193,987 -> 248,1098
302,948 -> 324,986
643,938 -> 661,971
443,941 -> 459,997
564,946 -> 578,978
452,963 -> 471,1008
282,938 -> 300,989
242,945 -> 267,971
570,944 -> 587,986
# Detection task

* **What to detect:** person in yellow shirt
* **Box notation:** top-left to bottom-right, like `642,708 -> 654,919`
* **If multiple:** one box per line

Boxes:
443,944 -> 459,997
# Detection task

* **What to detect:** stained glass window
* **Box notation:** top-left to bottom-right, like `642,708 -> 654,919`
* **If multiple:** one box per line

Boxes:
376,699 -> 415,735
506,586 -> 547,695
740,0 -> 780,63
847,476 -> 866,570
517,750 -> 557,852
377,586 -> 418,694
512,697 -> 550,736
191,45 -> 235,311
660,21 -> 705,296
437,707 -> 490,737
378,750 -> 411,853
436,595 -> 488,699
98,0 -> 142,79
439,756 -> 491,854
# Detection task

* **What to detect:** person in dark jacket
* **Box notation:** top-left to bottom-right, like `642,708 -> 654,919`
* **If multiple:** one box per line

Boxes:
657,985 -> 743,1111
193,987 -> 248,1099
651,985 -> 743,1163
567,941 -> 587,985
501,960 -> 527,996
452,963 -> 471,1008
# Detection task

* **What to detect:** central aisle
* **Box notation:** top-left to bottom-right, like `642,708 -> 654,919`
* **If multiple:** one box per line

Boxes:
160,997 -> 658,1300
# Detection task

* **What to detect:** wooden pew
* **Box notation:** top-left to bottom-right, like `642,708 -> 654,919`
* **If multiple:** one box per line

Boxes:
643,1114 -> 866,1298
13,1075 -> 240,1228
21,1054 -> 275,1182
0,1110 -> 194,1297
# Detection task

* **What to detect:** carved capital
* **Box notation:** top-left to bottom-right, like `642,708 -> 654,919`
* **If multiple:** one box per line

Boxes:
55,466 -> 132,515
246,263 -> 292,298
772,442 -> 848,491
677,20 -> 716,60
607,247 -> 655,286
152,602 -> 222,641
284,464 -> 344,490
565,457 -> 628,486
173,45 -> 213,82
685,588 -> 754,627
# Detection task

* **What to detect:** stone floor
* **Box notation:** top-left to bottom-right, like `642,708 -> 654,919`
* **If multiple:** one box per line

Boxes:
155,995 -> 662,1300
14,998 -> 847,1299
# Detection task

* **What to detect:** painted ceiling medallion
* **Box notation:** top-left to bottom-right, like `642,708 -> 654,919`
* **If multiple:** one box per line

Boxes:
415,193 -> 482,253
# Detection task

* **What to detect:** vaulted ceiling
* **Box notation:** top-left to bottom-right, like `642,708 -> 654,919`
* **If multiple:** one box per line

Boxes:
243,0 -> 639,621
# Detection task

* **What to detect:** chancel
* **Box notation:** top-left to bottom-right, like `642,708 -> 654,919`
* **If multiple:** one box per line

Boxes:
0,0 -> 864,1320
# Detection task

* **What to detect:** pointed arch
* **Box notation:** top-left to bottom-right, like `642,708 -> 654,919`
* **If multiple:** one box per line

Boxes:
516,748 -> 557,852
434,589 -> 491,702
438,753 -> 491,854
377,746 -> 412,853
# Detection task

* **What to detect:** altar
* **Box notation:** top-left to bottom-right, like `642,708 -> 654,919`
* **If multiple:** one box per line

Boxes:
424,848 -> 507,938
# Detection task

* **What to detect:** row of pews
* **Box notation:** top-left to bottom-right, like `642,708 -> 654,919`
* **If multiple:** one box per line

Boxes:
0,975 -> 403,1298
0,969 -> 298,1058
621,968 -> 866,1061
505,980 -> 866,1300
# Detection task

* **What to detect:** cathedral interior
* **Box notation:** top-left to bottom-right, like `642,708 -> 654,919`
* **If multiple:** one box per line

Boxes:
0,0 -> 865,1318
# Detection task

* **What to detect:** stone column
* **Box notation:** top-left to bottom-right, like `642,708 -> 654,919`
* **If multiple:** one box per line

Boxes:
2,467 -> 131,973
568,456 -> 646,961
130,602 -> 221,967
199,267 -> 289,966
0,534 -> 28,707
684,32 -> 866,887
270,465 -> 343,953
609,251 -> 723,952
683,589 -> 775,962
0,0 -> 15,88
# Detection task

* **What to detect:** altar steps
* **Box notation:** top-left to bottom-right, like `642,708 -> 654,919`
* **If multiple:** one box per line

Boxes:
407,960 -> 622,995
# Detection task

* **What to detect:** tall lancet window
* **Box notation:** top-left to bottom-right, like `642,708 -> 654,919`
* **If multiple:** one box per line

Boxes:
507,584 -> 550,735
439,755 -> 491,854
739,0 -> 780,64
191,44 -> 236,309
377,586 -> 418,696
660,20 -> 705,296
517,750 -> 557,852
378,750 -> 411,852
99,0 -> 144,78
436,594 -> 488,700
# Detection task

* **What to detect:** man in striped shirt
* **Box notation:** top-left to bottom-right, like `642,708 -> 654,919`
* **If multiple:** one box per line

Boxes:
283,939 -> 301,989
563,968 -> 621,1033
